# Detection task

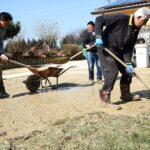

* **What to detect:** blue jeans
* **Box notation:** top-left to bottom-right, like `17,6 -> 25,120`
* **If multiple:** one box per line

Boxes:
86,51 -> 102,80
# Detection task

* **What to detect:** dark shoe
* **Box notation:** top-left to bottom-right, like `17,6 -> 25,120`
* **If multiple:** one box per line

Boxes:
0,91 -> 10,99
120,84 -> 141,102
120,94 -> 140,102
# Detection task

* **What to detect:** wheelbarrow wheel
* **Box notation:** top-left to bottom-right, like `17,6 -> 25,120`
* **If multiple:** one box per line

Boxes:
25,75 -> 40,92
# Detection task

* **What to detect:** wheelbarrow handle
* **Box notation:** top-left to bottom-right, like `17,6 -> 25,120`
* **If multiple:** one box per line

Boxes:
69,44 -> 96,60
9,59 -> 35,70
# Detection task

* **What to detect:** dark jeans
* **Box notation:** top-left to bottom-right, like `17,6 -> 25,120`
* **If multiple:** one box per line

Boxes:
97,48 -> 132,92
86,51 -> 102,80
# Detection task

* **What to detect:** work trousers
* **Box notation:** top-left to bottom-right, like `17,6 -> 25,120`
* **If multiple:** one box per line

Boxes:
97,48 -> 132,92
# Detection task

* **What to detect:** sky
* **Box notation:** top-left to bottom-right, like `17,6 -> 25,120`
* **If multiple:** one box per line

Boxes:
1,0 -> 111,40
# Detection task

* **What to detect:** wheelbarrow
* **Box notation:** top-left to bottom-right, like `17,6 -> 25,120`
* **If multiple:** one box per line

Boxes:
8,46 -> 95,92
9,60 -> 76,92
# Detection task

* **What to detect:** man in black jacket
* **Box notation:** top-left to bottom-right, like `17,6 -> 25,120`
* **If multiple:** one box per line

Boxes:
95,7 -> 150,106
82,21 -> 102,85
0,12 -> 13,98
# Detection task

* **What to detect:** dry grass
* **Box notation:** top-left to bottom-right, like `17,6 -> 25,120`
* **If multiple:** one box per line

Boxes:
1,111 -> 150,150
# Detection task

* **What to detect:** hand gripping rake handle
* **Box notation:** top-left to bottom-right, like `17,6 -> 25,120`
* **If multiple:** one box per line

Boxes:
103,47 -> 150,90
69,45 -> 96,60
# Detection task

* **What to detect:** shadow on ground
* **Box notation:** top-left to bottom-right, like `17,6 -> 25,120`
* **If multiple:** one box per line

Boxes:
54,82 -> 94,90
113,90 -> 150,105
10,82 -> 94,98
11,91 -> 39,98
134,90 -> 150,99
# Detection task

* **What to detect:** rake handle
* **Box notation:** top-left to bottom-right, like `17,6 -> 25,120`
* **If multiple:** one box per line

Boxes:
9,60 -> 35,70
103,47 -> 150,90
104,47 -> 127,68
70,45 -> 96,60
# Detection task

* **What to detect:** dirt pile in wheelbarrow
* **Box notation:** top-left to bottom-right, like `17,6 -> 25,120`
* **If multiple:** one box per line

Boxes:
50,56 -> 70,64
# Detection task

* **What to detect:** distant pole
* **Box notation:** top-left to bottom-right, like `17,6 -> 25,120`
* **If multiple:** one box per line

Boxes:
52,22 -> 57,49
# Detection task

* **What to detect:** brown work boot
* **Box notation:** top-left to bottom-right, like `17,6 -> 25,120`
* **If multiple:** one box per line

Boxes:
120,84 -> 141,102
99,90 -> 119,107
99,90 -> 111,104
99,90 -> 122,109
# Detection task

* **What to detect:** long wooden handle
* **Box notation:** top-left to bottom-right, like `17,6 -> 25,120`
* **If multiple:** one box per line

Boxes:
9,60 -> 35,70
70,44 -> 96,60
104,47 -> 150,90
104,47 -> 127,68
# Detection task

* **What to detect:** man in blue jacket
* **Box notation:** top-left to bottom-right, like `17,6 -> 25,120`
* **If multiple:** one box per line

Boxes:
95,7 -> 150,106
0,12 -> 13,98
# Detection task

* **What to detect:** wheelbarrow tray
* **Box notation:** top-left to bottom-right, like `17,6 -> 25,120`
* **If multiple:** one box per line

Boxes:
30,66 -> 64,78
50,57 -> 70,64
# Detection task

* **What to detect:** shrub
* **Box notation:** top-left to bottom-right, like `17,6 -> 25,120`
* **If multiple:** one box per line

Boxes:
61,44 -> 83,60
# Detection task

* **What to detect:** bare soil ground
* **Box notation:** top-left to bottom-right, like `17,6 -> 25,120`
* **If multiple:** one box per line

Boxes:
0,60 -> 149,149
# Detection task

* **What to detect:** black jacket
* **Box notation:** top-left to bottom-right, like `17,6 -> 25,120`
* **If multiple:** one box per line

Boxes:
82,30 -> 97,52
95,14 -> 140,63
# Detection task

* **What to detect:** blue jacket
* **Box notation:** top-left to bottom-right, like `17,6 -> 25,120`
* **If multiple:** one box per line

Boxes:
0,28 -> 6,54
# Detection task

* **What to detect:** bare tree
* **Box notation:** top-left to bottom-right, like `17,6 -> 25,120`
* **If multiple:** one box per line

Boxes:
61,28 -> 84,45
33,21 -> 59,48
6,30 -> 27,53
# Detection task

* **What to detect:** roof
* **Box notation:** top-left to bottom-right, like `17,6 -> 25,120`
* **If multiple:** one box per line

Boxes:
103,0 -> 144,9
91,0 -> 150,15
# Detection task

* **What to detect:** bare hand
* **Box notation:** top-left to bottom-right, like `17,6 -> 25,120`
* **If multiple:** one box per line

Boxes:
0,54 -> 8,62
